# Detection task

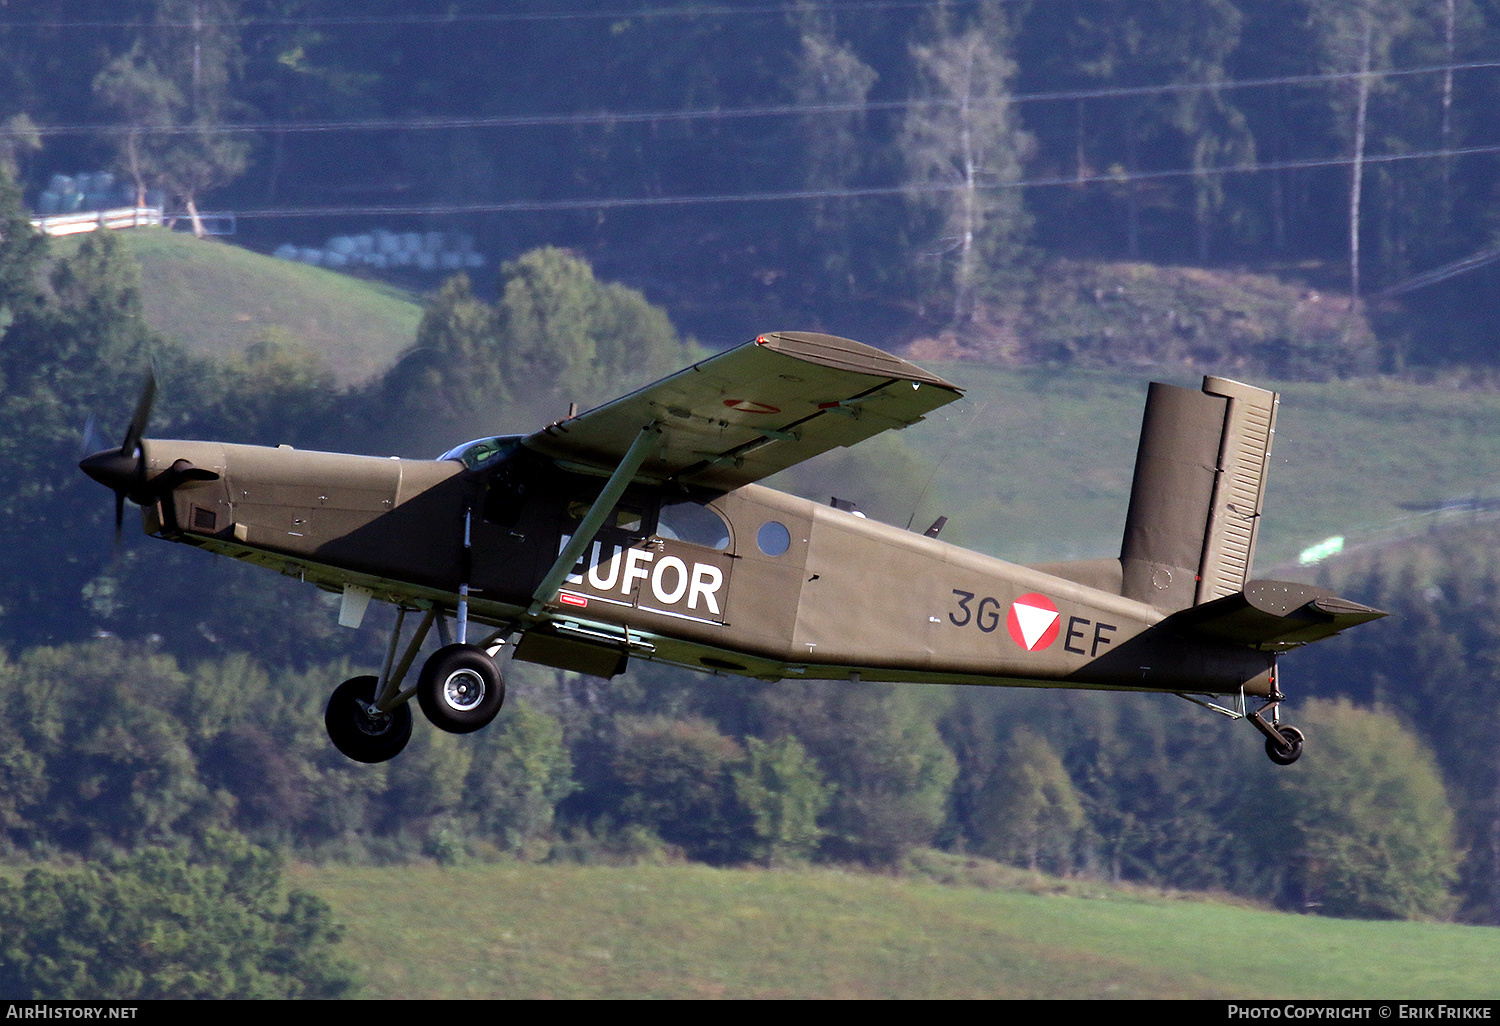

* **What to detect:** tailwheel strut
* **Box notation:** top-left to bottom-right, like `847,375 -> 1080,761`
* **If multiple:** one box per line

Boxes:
1176,663 -> 1304,766
1247,674 -> 1304,766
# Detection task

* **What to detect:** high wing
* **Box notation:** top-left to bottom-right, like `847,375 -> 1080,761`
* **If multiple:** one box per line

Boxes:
521,331 -> 964,490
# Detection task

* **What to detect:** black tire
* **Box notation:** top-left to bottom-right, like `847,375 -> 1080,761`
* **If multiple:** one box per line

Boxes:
1266,724 -> 1305,766
325,675 -> 412,763
417,644 -> 505,734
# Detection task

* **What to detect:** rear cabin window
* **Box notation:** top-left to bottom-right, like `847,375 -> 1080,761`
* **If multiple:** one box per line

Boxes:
658,500 -> 731,551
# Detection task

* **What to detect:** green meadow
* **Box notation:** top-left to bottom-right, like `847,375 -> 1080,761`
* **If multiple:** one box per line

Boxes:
290,860 -> 1500,1000
52,227 -> 422,385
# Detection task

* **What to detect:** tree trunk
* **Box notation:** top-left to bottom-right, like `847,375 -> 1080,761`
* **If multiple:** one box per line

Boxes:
1348,19 -> 1372,306
186,194 -> 206,239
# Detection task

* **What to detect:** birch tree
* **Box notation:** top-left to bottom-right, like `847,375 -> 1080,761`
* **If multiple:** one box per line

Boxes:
900,4 -> 1032,324
93,1 -> 251,237
1307,0 -> 1423,302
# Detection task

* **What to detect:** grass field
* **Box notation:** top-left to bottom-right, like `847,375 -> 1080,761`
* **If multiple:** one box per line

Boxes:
289,860 -> 1500,999
52,227 -> 423,385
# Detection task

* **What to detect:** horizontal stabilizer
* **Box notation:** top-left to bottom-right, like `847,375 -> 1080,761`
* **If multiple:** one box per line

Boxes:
1166,580 -> 1386,651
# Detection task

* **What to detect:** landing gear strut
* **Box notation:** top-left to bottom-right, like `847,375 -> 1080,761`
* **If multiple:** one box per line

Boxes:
1177,663 -> 1305,766
1246,672 -> 1303,766
323,603 -> 510,763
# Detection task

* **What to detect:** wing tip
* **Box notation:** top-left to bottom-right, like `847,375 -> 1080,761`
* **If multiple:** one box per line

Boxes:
756,330 -> 962,392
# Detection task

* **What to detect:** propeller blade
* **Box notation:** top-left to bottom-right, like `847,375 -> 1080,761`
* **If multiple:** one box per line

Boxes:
119,372 -> 156,457
79,372 -> 158,549
79,413 -> 108,460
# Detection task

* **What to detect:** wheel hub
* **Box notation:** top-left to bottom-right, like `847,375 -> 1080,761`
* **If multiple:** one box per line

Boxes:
353,699 -> 396,737
442,668 -> 487,711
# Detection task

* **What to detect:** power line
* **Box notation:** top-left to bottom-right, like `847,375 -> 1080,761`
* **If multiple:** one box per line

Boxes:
0,0 -> 979,30
18,60 -> 1500,138
221,142 -> 1500,220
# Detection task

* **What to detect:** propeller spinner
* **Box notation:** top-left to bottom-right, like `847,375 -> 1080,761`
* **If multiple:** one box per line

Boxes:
79,375 -> 217,539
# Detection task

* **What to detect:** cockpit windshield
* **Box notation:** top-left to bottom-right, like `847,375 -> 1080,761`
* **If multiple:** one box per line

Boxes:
439,435 -> 523,469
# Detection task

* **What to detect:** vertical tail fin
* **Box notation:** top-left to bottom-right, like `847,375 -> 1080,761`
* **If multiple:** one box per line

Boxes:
1119,376 -> 1279,611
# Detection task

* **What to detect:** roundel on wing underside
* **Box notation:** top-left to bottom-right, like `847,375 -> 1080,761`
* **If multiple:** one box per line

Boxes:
1007,593 -> 1061,651
722,399 -> 781,414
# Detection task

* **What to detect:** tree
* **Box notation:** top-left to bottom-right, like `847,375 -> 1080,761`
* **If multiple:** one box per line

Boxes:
0,229 -> 162,643
0,642 -> 206,851
0,164 -> 43,334
376,250 -> 698,453
93,44 -> 182,208
93,1 -> 252,236
761,682 -> 957,866
732,735 -> 832,866
0,832 -> 356,998
462,700 -> 575,857
1306,0 -> 1426,301
606,715 -> 747,863
785,10 -> 879,291
900,3 -> 1033,324
1293,542 -> 1500,923
1276,699 -> 1459,919
494,247 -> 696,414
971,727 -> 1084,874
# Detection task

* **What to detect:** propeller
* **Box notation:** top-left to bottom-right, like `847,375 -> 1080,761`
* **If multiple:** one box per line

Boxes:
80,373 -> 222,543
79,374 -> 154,538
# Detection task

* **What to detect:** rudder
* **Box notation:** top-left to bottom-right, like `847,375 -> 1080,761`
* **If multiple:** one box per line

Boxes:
1196,376 -> 1279,603
1119,376 -> 1279,611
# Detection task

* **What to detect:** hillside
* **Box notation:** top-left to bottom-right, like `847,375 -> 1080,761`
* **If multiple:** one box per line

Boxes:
50,228 -> 423,385
45,229 -> 1494,574
908,259 -> 1382,381
776,362 -> 1500,571
290,859 -> 1500,999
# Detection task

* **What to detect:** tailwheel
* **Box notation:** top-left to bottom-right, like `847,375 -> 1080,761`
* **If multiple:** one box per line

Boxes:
325,675 -> 413,763
1265,724 -> 1305,766
417,643 -> 505,734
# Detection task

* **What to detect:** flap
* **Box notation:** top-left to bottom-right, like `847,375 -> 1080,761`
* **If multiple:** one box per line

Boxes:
521,331 -> 963,490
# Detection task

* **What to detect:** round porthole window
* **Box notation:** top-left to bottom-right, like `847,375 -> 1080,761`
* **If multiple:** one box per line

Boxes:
757,520 -> 791,557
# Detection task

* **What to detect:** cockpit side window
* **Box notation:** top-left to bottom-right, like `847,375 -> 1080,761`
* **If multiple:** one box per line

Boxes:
656,499 -> 732,551
439,435 -> 523,470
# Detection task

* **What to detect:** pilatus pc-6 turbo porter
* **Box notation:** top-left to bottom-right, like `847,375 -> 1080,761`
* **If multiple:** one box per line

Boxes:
81,332 -> 1384,765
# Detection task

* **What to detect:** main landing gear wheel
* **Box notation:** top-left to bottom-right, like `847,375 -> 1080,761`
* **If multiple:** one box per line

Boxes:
1266,724 -> 1305,766
325,675 -> 413,764
417,643 -> 505,734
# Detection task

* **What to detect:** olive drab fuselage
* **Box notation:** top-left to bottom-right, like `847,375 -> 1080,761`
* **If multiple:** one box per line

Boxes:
143,436 -> 1275,697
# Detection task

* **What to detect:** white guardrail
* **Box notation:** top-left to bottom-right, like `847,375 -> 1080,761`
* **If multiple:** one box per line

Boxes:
29,206 -> 164,237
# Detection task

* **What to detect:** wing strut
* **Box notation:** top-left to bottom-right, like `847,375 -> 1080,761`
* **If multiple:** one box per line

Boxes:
527,422 -> 661,618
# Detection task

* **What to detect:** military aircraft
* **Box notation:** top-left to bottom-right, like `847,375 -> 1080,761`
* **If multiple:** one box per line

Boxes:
80,331 -> 1383,766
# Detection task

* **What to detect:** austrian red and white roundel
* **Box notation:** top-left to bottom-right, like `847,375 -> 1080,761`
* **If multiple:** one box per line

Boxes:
1007,593 -> 1061,651
722,399 -> 781,414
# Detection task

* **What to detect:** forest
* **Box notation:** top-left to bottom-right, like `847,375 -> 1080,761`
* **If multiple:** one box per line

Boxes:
1,0 -> 1499,997
2,0 -> 1498,361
